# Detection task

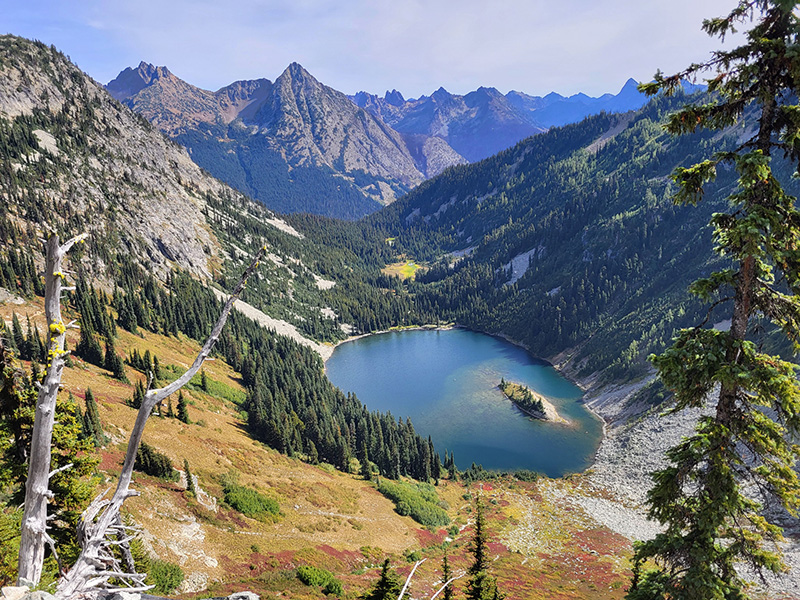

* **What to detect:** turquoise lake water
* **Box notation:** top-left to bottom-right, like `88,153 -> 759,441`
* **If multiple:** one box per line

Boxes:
325,328 -> 603,477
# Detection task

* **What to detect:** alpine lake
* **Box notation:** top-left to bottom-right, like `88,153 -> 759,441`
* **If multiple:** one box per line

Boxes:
325,328 -> 603,477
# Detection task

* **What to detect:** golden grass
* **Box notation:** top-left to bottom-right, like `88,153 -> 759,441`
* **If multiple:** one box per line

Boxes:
382,259 -> 425,280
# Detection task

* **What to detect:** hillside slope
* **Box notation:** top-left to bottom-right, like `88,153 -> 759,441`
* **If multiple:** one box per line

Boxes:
363,93 -> 782,386
0,35 -> 420,351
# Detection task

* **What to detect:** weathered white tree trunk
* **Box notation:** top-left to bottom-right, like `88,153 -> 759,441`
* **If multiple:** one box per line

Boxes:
395,559 -> 465,600
17,233 -> 86,587
55,247 -> 265,599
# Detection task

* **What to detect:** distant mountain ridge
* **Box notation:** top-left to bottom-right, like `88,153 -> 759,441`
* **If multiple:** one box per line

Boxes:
108,63 -> 656,218
352,85 -> 548,162
352,78 -> 650,161
107,62 -> 466,219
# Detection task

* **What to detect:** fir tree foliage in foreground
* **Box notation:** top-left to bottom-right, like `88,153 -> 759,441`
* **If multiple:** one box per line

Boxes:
0,339 -> 98,583
629,1 -> 800,598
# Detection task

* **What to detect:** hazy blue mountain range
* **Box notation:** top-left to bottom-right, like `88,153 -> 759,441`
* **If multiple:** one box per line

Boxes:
352,85 -> 548,162
351,78 -> 650,161
109,62 -> 660,218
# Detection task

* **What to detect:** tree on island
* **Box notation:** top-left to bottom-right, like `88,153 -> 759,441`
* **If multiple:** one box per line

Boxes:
629,1 -> 800,598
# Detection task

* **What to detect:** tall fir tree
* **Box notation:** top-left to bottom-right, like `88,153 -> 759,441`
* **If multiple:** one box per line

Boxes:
81,388 -> 105,448
358,439 -> 371,480
630,2 -> 800,598
103,337 -> 127,382
465,499 -> 502,600
10,313 -> 24,356
183,459 -> 195,496
442,548 -> 455,600
130,380 -> 145,410
0,340 -> 98,567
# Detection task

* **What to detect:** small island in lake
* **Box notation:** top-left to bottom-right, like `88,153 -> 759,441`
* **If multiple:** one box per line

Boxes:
499,379 -> 568,424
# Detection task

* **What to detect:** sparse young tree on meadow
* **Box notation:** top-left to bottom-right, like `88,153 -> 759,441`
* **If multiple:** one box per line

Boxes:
465,499 -> 502,600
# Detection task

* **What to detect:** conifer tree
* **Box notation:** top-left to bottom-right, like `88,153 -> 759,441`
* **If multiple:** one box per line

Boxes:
76,323 -> 103,366
10,313 -> 23,355
0,341 -> 98,566
358,439 -> 371,480
360,559 -> 401,600
183,459 -> 195,496
103,337 -> 127,382
166,396 -> 174,419
630,2 -> 800,598
82,388 -> 105,448
442,548 -> 455,600
130,380 -> 145,410
176,390 -> 190,424
465,499 -> 501,600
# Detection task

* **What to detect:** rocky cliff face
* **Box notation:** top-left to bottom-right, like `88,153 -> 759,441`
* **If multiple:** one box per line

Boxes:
108,62 -> 466,218
253,62 -> 426,192
107,62 -> 274,135
0,36 -> 283,280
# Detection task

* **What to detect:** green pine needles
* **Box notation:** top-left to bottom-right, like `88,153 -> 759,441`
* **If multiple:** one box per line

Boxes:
630,2 -> 800,599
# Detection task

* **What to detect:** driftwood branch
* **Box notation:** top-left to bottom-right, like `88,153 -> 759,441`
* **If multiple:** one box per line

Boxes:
55,246 -> 266,599
394,559 -> 465,600
17,233 -> 87,587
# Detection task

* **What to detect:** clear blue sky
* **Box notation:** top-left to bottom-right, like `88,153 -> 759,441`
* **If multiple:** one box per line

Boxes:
5,0 -> 741,98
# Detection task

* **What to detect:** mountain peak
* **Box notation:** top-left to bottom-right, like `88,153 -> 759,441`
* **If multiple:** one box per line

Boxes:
106,62 -> 173,100
431,86 -> 451,100
619,78 -> 640,93
384,89 -> 405,106
284,62 -> 313,79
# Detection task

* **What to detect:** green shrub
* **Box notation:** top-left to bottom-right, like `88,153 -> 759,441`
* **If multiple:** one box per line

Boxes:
323,579 -> 343,596
297,564 -> 342,596
297,564 -> 333,587
134,442 -> 178,480
147,559 -> 183,595
222,474 -> 280,521
377,480 -> 450,527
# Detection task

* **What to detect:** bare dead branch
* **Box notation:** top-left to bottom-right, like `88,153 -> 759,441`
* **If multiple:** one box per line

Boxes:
49,463 -> 74,479
398,558 -> 426,600
54,246 -> 266,599
430,571 -> 466,600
